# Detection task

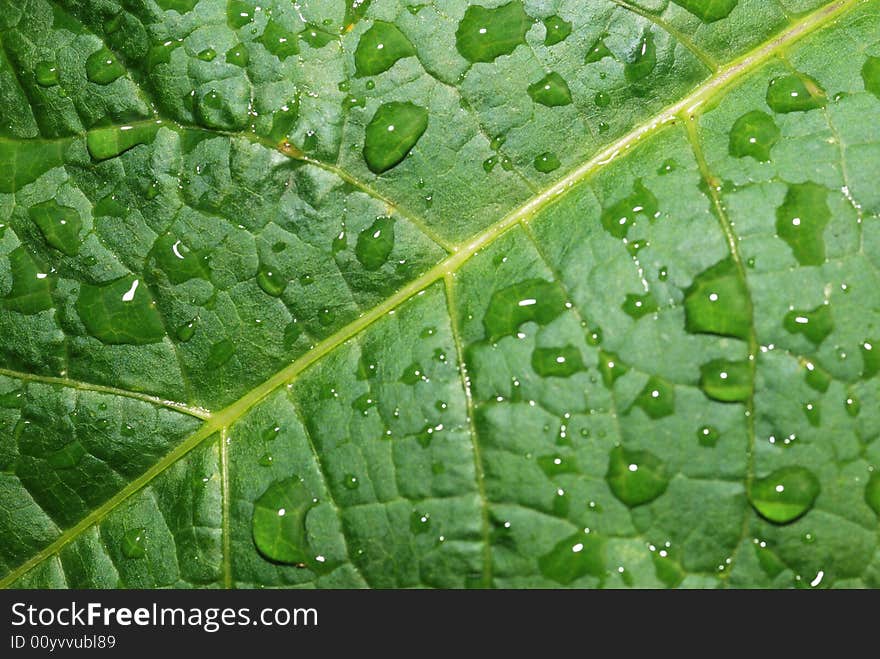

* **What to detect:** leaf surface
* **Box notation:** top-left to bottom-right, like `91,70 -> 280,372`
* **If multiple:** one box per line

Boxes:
1,0 -> 879,588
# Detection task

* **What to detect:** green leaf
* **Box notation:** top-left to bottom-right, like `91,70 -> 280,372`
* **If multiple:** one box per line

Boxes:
1,0 -> 879,590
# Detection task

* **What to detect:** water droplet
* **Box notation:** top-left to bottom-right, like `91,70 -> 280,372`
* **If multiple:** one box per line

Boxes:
598,350 -> 628,388
632,377 -> 675,419
537,454 -> 579,477
624,32 -> 656,82
844,392 -> 860,417
252,477 -> 316,564
299,23 -> 336,49
354,21 -> 415,76
749,467 -> 819,524
35,61 -> 59,87
766,74 -> 827,113
601,179 -> 658,239
363,102 -> 428,174
861,340 -> 879,379
863,56 -> 880,99
85,48 -> 125,84
534,152 -> 560,173
147,40 -> 182,69
585,37 -> 612,64
802,400 -> 821,427
698,425 -> 720,447
76,277 -> 164,344
156,0 -> 197,11
482,278 -> 567,341
258,452 -> 274,467
684,258 -> 752,340
206,339 -> 235,369
148,234 -> 210,284
783,304 -> 833,346
121,527 -> 147,558
356,216 -> 395,270
343,474 -> 359,490
606,446 -> 669,506
176,318 -> 197,342
410,510 -> 431,534
455,1 -> 530,63
729,110 -> 780,162
699,359 -> 752,403
775,183 -> 830,266
28,199 -> 82,256
672,0 -> 737,22
621,293 -> 658,320
87,123 -> 160,161
538,530 -> 604,584
47,441 -> 86,469
257,264 -> 287,297
258,20 -> 299,60
594,91 -> 611,108
542,15 -> 571,46
531,345 -> 585,378
527,72 -> 572,107
866,471 -> 880,517
804,360 -> 832,392
3,248 -> 54,315
399,362 -> 426,385
197,47 -> 216,61
657,159 -> 677,175
226,43 -> 249,67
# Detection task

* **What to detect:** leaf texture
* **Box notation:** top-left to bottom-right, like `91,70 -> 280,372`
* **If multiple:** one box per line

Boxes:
0,0 -> 879,588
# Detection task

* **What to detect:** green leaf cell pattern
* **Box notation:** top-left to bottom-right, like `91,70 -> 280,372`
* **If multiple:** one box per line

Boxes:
0,0 -> 878,591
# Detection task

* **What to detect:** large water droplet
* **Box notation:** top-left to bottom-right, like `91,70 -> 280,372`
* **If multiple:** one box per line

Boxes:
363,102 -> 428,174
3,248 -> 53,315
622,293 -> 658,320
749,467 -> 819,524
252,477 -> 316,565
534,152 -> 561,173
598,350 -> 628,388
354,21 -> 415,76
85,48 -> 125,84
258,20 -> 299,60
585,37 -> 612,64
863,56 -> 880,99
121,527 -> 147,559
698,425 -> 720,447
861,340 -> 879,379
538,530 -> 604,585
542,15 -> 571,46
482,278 -> 566,341
35,61 -> 59,87
47,441 -> 86,469
87,123 -> 159,161
632,377 -> 675,419
226,43 -> 249,67
455,1 -> 530,64
684,258 -> 752,340
76,277 -> 165,344
257,264 -> 287,297
866,471 -> 880,517
729,110 -> 780,162
606,446 -> 669,506
775,183 -> 830,266
356,216 -> 395,270
699,359 -> 752,403
148,234 -> 210,284
766,74 -> 827,113
672,0 -> 737,22
527,72 -> 572,107
624,32 -> 656,83
28,199 -> 83,256
783,305 -> 833,346
600,179 -> 658,239
531,346 -> 584,378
